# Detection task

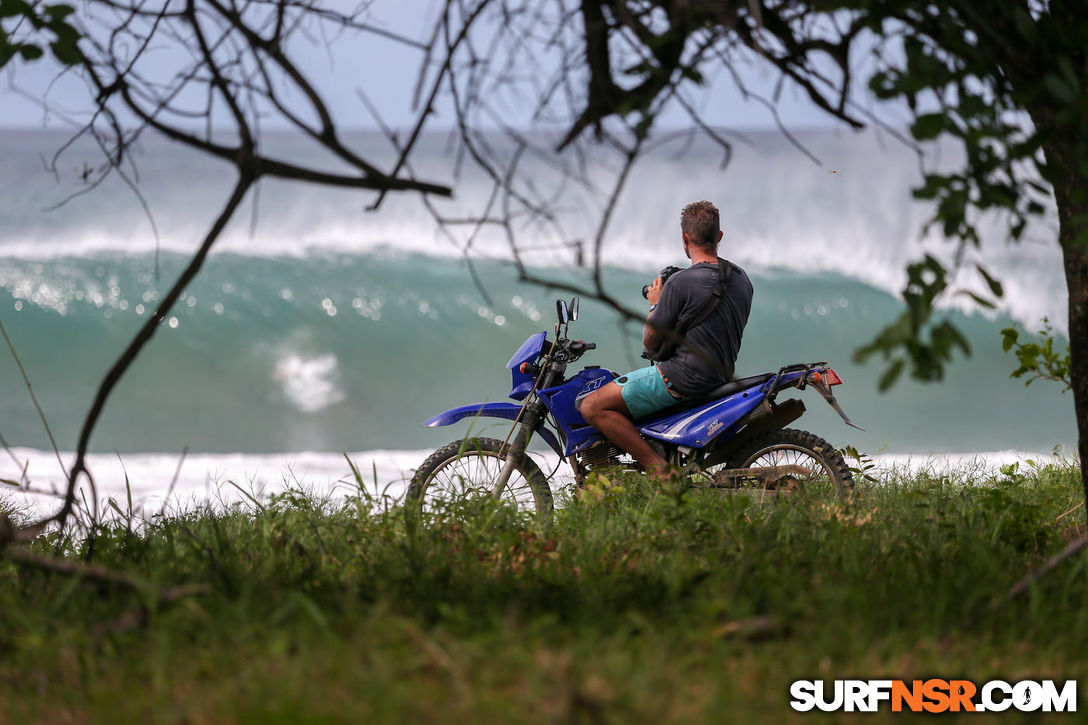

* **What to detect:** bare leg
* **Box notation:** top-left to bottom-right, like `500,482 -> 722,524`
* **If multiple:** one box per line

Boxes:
580,382 -> 669,477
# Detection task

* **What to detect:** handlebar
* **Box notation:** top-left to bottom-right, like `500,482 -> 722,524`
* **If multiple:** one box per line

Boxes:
525,339 -> 595,374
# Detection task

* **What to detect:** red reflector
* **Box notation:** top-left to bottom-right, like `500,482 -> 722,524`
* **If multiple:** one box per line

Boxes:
520,362 -> 530,373
825,368 -> 843,386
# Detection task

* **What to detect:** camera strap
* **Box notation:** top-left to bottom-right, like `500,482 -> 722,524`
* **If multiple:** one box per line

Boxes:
677,257 -> 732,334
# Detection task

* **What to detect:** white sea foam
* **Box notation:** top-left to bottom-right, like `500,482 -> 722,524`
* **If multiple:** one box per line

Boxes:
1,447 -> 1067,519
273,353 -> 346,413
0,448 -> 433,518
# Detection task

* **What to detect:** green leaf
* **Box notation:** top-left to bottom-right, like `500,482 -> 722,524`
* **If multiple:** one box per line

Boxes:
0,0 -> 34,19
910,113 -> 946,141
679,65 -> 704,84
107,497 -> 126,518
975,264 -> 1003,298
18,43 -> 42,60
50,35 -> 79,64
44,3 -> 74,21
944,323 -> 970,355
912,173 -> 948,200
957,289 -> 996,309
1001,327 -> 1019,353
878,359 -> 905,392
1001,318 -> 1071,391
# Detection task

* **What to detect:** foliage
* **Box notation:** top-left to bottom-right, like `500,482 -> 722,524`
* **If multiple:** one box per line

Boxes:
0,0 -> 80,67
850,1 -> 1082,390
854,254 -> 970,389
2,463 -> 1087,720
1002,317 -> 1072,392
837,444 -> 879,483
864,3 -> 1054,248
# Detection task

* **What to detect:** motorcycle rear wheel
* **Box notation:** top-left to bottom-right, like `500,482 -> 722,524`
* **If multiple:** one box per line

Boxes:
407,437 -> 554,516
713,428 -> 853,500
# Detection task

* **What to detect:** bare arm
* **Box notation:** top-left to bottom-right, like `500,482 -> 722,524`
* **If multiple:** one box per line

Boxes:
642,276 -> 665,351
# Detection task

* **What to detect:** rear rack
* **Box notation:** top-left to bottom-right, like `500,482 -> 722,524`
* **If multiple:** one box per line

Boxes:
764,361 -> 829,398
762,360 -> 863,431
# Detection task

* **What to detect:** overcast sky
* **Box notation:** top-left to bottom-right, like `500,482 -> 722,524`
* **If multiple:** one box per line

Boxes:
0,2 -> 875,133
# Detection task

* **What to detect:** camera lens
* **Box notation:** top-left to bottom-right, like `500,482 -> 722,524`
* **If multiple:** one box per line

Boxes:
641,284 -> 651,299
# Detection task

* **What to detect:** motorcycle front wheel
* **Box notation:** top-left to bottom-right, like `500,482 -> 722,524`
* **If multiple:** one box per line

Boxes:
407,437 -> 554,516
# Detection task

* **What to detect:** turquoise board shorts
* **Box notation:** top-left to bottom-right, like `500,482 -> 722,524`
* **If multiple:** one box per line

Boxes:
616,365 -> 682,419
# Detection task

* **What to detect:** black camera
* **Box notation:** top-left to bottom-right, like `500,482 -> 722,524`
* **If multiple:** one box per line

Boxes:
642,265 -> 683,299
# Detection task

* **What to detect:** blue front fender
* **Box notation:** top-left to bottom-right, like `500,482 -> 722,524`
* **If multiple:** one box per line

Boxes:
424,402 -> 564,457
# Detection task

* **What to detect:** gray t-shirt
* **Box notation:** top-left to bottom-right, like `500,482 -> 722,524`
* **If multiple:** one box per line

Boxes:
647,258 -> 753,397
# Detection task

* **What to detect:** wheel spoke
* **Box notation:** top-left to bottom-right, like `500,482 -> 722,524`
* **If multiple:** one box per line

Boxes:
704,436 -> 848,499
420,450 -> 536,513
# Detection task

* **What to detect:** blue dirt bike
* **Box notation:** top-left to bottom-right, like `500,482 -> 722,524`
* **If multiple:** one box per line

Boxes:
409,297 -> 861,515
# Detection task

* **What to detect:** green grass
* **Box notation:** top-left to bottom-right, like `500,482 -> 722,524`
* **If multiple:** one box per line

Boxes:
3,460 -> 1087,722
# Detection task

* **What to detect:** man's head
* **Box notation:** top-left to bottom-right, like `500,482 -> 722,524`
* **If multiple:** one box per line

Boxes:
680,200 -> 723,256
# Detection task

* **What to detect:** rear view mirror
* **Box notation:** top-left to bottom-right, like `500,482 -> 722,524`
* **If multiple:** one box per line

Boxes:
556,299 -> 569,325
569,296 -> 580,321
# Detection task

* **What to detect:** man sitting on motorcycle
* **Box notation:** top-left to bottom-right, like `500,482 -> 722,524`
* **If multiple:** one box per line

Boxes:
579,200 -> 754,478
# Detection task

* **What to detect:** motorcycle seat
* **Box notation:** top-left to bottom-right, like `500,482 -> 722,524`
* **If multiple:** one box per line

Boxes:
636,372 -> 775,420
697,372 -> 776,402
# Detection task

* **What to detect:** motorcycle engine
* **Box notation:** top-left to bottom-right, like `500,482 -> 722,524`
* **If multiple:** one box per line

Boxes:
579,441 -> 623,470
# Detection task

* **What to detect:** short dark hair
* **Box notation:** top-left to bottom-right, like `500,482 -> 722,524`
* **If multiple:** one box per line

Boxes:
680,200 -> 721,248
